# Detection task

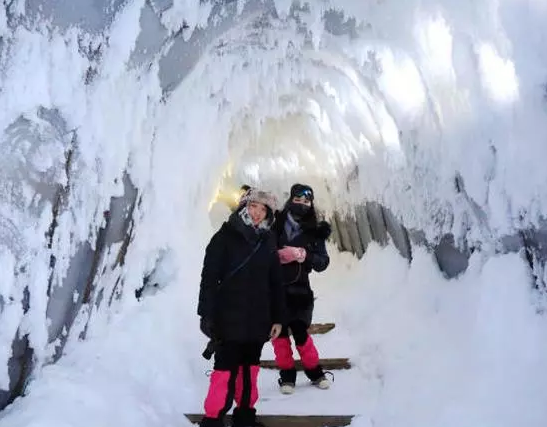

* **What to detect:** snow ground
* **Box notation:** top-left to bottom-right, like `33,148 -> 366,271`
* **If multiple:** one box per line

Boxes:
2,242 -> 547,427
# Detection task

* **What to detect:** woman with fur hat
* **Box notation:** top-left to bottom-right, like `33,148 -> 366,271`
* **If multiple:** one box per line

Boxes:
271,183 -> 332,394
197,188 -> 286,427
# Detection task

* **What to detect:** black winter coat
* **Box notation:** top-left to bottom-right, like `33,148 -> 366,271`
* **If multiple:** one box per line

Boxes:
272,210 -> 331,326
197,213 -> 286,343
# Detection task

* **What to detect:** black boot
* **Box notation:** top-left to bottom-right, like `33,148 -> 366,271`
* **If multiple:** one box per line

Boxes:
199,416 -> 225,427
231,407 -> 265,427
279,368 -> 297,384
304,365 -> 324,381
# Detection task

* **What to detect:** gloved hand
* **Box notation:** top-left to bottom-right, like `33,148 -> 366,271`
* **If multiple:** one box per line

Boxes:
278,246 -> 307,264
278,246 -> 297,264
295,247 -> 306,263
200,317 -> 216,339
278,247 -> 295,264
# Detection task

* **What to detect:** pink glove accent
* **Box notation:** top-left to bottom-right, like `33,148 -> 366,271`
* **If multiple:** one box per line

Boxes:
278,247 -> 296,264
278,247 -> 306,264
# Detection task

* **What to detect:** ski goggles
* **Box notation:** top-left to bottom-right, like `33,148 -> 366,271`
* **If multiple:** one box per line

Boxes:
292,187 -> 314,201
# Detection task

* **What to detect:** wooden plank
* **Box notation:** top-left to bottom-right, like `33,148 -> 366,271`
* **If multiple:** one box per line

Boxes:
260,358 -> 351,370
185,414 -> 354,427
307,323 -> 335,335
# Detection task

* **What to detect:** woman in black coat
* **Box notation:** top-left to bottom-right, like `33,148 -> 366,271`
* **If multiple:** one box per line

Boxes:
271,183 -> 332,394
197,188 -> 286,427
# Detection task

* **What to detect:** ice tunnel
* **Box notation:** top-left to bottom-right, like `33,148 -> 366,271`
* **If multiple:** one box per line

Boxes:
1,0 -> 547,425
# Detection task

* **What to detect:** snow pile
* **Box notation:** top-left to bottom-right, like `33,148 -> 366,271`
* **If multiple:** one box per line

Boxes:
341,244 -> 547,427
0,287 -> 200,427
0,226 -> 210,427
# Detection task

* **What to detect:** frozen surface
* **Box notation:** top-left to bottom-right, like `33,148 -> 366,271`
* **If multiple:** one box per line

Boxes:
1,0 -> 547,426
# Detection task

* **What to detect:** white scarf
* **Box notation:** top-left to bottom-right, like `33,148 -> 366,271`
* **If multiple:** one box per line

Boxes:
238,206 -> 271,230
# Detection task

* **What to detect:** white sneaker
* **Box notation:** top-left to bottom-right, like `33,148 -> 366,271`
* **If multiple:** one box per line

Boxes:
279,383 -> 295,394
312,376 -> 330,390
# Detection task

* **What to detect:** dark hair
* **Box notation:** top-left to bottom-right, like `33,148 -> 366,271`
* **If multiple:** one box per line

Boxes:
289,183 -> 314,201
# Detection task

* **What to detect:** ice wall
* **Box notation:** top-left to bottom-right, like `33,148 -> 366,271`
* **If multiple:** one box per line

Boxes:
1,0 -> 547,410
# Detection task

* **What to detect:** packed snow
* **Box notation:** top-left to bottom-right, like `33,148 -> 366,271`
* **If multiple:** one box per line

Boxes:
1,0 -> 547,426
3,243 -> 547,427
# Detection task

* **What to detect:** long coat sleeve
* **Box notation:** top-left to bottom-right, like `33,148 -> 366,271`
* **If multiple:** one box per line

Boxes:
197,231 -> 225,320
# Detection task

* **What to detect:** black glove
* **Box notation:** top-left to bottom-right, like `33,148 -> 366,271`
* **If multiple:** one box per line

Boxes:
200,318 -> 218,360
202,339 -> 217,360
200,317 -> 216,339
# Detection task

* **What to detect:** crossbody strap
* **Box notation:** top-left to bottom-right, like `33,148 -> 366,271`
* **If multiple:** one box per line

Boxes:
222,238 -> 263,283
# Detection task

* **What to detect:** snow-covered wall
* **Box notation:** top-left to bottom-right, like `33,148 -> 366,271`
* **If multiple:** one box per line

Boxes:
1,0 -> 547,410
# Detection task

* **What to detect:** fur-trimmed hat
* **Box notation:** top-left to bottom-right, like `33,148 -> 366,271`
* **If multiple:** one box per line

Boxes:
239,187 -> 278,214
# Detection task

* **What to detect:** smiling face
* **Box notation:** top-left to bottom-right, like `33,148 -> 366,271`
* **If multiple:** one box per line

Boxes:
247,201 -> 268,225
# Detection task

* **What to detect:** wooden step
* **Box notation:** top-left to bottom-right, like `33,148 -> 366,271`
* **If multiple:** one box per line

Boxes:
260,358 -> 351,370
185,414 -> 354,427
306,323 -> 335,335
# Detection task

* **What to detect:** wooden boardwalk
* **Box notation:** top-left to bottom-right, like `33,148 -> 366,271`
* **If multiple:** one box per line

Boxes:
185,414 -> 354,427
259,357 -> 351,371
187,322 -> 355,426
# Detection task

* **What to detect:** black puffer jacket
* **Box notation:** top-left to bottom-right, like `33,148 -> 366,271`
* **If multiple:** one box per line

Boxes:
272,209 -> 331,325
198,212 -> 286,343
